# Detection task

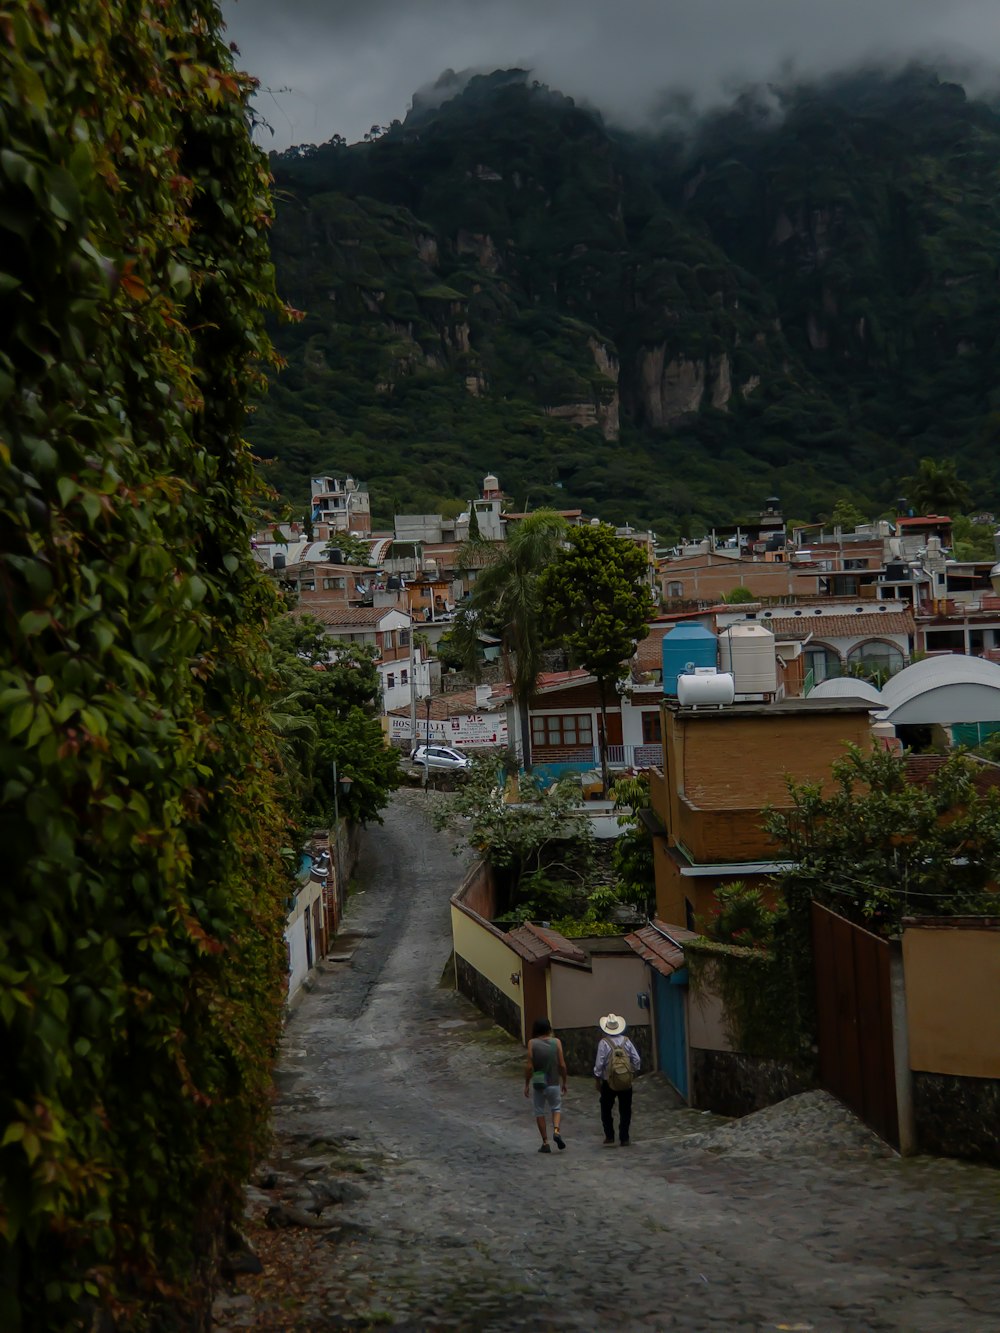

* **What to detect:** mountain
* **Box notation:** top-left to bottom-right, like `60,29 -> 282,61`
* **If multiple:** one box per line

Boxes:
251,66 -> 1000,537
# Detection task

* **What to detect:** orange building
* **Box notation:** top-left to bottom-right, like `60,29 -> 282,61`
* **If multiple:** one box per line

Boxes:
648,698 -> 876,927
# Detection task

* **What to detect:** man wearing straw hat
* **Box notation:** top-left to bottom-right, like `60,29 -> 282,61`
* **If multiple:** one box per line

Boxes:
593,1013 -> 641,1146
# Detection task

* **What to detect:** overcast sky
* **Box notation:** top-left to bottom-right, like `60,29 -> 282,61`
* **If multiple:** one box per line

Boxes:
220,0 -> 1000,151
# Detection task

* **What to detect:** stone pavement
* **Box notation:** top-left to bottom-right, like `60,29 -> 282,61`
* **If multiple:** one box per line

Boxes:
214,790 -> 1000,1332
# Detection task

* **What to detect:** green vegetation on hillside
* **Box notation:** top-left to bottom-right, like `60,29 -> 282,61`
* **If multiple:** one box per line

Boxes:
252,66 -> 1000,536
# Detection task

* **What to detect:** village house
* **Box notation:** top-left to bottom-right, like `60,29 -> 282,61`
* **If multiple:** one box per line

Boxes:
305,604 -> 433,713
647,696 -> 876,928
309,474 -> 371,540
715,599 -> 915,686
386,682 -> 510,751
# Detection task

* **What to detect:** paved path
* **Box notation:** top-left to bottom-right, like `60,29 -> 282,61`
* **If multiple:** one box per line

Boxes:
216,790 -> 1000,1332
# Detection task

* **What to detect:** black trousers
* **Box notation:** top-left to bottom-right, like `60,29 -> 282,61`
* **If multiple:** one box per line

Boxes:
600,1081 -> 633,1143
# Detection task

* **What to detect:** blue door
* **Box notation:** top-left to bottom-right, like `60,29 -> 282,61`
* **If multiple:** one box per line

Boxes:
653,969 -> 688,1100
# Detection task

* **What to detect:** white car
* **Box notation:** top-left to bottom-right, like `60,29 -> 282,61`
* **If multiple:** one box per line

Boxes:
410,744 -> 470,771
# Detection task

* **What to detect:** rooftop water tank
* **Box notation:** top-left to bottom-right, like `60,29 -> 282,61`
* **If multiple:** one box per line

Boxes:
662,623 -> 718,696
677,672 -> 735,708
719,622 -> 777,696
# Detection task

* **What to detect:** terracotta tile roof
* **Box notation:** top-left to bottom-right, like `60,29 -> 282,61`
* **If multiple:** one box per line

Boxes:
533,669 -> 593,692
636,629 -> 668,672
387,685 -> 510,720
505,923 -> 587,964
623,920 -> 698,976
303,606 -> 406,628
763,611 -> 914,640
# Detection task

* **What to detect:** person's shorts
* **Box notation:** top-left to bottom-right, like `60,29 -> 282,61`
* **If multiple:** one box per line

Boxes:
532,1083 -> 561,1116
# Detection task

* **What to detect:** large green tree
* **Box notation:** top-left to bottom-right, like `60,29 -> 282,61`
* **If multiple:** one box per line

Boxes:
1,4 -> 291,1326
269,614 -> 400,826
464,510 -> 568,770
764,746 -> 1000,931
900,458 -> 973,516
539,524 -> 655,793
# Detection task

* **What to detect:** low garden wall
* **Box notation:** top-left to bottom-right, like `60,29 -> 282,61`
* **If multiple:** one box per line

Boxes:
450,861 -> 524,1042
902,918 -> 1000,1165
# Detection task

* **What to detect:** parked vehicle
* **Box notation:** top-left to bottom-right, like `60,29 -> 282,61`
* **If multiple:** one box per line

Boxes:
410,744 -> 470,771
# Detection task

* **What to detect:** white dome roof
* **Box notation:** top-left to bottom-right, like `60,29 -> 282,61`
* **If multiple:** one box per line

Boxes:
878,654 -> 1000,725
809,677 -> 883,703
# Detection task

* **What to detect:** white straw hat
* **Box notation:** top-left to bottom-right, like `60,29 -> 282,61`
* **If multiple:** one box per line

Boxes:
599,1013 -> 626,1036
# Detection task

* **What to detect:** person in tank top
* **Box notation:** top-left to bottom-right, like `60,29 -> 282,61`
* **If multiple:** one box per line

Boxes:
524,1016 -> 569,1152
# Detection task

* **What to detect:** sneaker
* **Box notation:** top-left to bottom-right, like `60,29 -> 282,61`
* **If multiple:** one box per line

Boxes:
538,1143 -> 551,1153
620,1138 -> 631,1147
602,1137 -> 616,1146
553,1133 -> 566,1150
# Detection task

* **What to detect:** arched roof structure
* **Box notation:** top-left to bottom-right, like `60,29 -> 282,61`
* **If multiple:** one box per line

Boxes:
808,677 -> 883,704
877,655 -> 1000,725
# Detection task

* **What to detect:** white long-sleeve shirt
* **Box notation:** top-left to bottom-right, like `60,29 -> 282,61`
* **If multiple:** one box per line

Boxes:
594,1034 -> 641,1080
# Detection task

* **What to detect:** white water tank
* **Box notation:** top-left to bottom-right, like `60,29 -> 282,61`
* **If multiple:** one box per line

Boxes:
677,672 -> 736,707
719,623 -> 777,695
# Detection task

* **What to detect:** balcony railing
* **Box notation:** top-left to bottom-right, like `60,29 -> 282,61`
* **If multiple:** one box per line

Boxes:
530,743 -> 663,773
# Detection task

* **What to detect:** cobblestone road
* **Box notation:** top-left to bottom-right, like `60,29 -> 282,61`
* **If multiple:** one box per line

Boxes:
215,790 -> 1000,1332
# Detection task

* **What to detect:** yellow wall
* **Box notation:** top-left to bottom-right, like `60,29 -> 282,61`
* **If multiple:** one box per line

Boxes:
450,904 -> 524,1037
548,954 -> 647,1031
903,925 -> 1000,1078
288,879 -> 323,926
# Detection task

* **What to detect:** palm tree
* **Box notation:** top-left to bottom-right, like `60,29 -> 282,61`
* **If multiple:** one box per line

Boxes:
900,459 -> 972,516
464,510 -> 567,771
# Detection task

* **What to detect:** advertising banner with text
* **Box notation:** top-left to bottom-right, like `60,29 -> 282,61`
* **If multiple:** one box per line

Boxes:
389,712 -> 508,747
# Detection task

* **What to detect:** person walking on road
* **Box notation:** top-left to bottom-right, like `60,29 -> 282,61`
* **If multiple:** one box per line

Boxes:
524,1017 -> 568,1153
594,1013 -> 640,1146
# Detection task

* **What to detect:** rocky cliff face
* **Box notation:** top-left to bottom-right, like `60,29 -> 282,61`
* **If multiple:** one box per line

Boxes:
257,67 -> 1000,524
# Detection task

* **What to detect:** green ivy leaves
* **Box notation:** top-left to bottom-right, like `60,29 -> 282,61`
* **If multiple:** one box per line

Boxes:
1,2 -> 290,1327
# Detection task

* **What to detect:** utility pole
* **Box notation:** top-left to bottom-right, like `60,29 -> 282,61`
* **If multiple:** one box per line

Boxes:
422,693 -> 432,791
330,760 -> 352,919
408,605 -> 416,757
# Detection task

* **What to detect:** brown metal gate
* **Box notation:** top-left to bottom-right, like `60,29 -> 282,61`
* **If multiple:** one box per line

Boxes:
811,901 -> 899,1148
521,960 -> 548,1043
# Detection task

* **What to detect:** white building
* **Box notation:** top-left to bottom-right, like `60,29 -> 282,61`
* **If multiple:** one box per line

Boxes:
310,475 -> 371,540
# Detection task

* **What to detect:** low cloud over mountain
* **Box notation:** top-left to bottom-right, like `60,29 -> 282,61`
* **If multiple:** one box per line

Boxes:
222,0 -> 1000,149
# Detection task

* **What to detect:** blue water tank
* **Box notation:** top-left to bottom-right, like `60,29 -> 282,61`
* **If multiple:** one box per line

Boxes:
661,623 -> 718,695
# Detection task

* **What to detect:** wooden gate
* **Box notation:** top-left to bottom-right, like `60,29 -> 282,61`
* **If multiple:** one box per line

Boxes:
521,960 -> 547,1045
811,901 -> 899,1148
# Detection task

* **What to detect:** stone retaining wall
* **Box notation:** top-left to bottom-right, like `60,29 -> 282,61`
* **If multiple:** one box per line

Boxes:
912,1072 -> 1000,1166
455,956 -> 520,1041
691,1048 -> 814,1118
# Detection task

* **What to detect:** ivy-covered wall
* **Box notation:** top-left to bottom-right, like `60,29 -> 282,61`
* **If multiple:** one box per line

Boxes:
685,939 -> 816,1115
1,3 -> 291,1328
